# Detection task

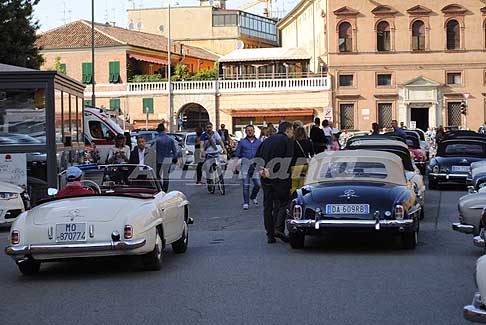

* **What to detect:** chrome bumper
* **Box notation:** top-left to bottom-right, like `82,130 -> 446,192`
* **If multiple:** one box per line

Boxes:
5,238 -> 146,257
287,219 -> 414,231
474,236 -> 485,248
452,222 -> 475,234
429,173 -> 468,181
464,292 -> 486,323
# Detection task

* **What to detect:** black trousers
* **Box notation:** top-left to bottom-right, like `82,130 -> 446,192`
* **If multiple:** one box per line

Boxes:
262,181 -> 288,238
156,163 -> 171,192
196,162 -> 203,183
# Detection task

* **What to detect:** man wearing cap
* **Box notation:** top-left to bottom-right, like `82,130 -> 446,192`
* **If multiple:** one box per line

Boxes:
56,167 -> 93,198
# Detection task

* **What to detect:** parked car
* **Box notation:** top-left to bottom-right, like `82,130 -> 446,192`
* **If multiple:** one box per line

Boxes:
0,181 -> 30,226
453,189 -> 486,243
405,134 -> 427,174
287,150 -> 421,249
463,255 -> 486,323
467,165 -> 486,191
346,139 -> 426,219
427,138 -> 486,189
5,164 -> 192,275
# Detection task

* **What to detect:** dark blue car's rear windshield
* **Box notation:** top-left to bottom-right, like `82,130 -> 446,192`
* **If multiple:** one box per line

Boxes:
443,143 -> 485,156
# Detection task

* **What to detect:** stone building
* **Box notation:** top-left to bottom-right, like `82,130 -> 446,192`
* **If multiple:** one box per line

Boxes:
278,0 -> 486,131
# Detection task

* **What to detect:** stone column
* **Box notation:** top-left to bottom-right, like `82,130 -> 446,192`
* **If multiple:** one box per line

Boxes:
427,103 -> 435,128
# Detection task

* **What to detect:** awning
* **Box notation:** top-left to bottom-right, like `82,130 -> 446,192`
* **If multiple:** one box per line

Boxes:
128,53 -> 168,65
232,109 -> 315,118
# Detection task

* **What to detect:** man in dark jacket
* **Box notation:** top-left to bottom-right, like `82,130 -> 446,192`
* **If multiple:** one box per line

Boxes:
309,117 -> 326,153
129,136 -> 150,165
155,123 -> 178,192
218,124 -> 230,145
256,121 -> 294,244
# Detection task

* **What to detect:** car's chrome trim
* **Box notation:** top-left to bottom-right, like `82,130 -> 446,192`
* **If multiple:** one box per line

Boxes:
429,173 -> 468,178
464,292 -> 486,323
474,236 -> 485,248
5,238 -> 146,256
287,219 -> 414,230
452,222 -> 475,234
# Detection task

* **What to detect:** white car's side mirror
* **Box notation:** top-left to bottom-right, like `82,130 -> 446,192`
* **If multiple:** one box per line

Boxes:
47,188 -> 58,196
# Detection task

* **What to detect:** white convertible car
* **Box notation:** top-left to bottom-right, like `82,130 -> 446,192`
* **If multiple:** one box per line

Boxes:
464,255 -> 486,322
5,164 -> 192,275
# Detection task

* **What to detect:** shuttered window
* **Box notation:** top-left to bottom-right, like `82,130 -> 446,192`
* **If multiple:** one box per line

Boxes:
340,104 -> 355,130
110,98 -> 121,112
448,102 -> 462,127
143,98 -> 154,114
82,62 -> 93,84
378,103 -> 393,129
59,63 -> 67,74
109,61 -> 120,83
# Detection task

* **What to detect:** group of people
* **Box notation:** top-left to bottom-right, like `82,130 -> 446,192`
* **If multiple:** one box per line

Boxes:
309,118 -> 341,153
99,123 -> 179,192
228,120 -> 342,244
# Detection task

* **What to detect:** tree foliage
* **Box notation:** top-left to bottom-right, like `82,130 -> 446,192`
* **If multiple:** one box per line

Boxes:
0,0 -> 43,69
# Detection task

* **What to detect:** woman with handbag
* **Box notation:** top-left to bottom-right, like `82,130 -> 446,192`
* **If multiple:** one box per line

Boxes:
291,126 -> 314,194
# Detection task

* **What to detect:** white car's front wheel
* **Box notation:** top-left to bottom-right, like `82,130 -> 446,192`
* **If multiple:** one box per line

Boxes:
17,258 -> 41,276
142,228 -> 163,271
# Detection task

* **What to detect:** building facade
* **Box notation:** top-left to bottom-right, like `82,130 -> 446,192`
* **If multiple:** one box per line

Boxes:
279,0 -> 486,131
127,1 -> 279,55
37,20 -> 218,127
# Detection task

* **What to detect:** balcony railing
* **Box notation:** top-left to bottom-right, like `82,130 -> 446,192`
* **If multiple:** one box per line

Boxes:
127,77 -> 330,95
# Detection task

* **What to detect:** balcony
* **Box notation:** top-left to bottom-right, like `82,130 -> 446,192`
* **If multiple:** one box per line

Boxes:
127,77 -> 331,95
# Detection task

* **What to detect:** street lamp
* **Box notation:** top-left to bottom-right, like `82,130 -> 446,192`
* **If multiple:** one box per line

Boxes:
167,0 -> 173,132
91,0 -> 96,107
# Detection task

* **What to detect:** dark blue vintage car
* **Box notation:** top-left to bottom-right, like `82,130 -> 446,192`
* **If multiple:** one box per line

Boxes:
287,150 -> 421,250
428,138 -> 486,189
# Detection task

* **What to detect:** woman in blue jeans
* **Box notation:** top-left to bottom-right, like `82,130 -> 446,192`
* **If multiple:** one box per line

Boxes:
234,125 -> 262,210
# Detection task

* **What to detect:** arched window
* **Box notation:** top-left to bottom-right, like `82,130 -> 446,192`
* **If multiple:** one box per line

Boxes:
377,21 -> 391,52
338,22 -> 353,52
412,20 -> 425,51
446,19 -> 460,50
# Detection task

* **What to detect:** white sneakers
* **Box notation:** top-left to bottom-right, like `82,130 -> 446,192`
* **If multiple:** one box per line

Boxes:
243,204 -> 249,210
252,199 -> 259,206
243,200 -> 258,210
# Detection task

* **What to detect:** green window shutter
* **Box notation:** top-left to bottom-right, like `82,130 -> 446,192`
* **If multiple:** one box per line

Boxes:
59,63 -> 66,74
110,98 -> 121,112
142,98 -> 154,114
109,61 -> 120,83
84,100 -> 92,107
82,63 -> 92,84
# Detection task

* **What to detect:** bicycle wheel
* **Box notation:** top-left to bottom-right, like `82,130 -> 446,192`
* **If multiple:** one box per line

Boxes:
207,165 -> 216,194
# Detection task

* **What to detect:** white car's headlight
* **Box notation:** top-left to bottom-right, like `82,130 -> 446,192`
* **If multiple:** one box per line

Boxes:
0,192 -> 19,200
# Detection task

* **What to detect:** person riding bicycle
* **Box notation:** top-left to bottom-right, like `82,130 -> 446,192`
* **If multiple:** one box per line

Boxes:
200,122 -> 227,185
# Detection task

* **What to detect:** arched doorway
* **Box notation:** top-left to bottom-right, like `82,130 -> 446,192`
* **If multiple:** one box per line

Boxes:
178,103 -> 209,131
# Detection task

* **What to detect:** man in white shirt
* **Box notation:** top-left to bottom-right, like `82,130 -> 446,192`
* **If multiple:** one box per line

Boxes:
129,136 -> 149,165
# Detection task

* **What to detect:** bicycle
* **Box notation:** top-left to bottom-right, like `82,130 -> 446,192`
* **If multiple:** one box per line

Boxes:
205,154 -> 225,195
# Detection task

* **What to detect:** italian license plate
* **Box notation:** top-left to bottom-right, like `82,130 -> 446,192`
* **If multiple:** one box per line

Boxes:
56,223 -> 87,242
452,166 -> 470,173
325,204 -> 370,215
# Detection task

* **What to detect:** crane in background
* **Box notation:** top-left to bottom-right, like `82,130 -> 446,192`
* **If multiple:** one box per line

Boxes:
238,0 -> 273,17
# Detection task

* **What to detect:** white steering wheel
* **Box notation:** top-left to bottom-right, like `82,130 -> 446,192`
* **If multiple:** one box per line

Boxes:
81,180 -> 101,194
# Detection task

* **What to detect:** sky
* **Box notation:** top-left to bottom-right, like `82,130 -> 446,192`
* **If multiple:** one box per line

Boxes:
34,0 -> 300,32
